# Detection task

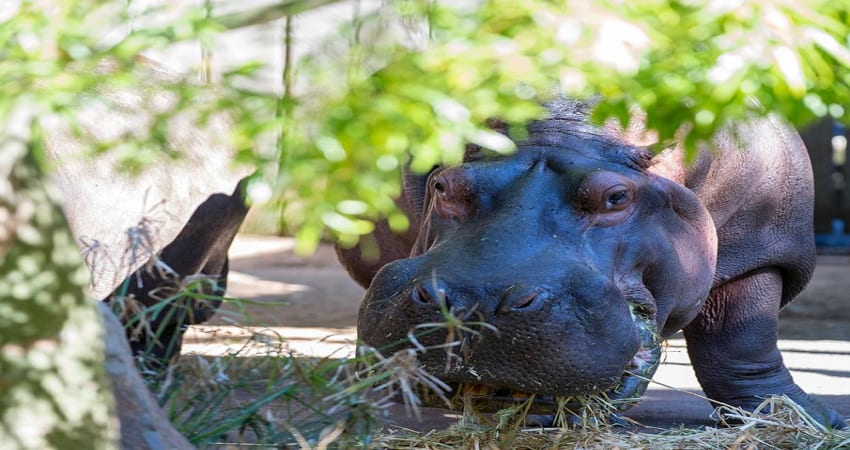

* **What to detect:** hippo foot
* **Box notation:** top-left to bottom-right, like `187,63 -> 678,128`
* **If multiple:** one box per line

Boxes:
711,393 -> 847,430
415,303 -> 662,424
818,409 -> 847,430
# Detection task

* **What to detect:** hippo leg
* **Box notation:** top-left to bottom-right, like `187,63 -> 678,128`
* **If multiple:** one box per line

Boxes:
683,268 -> 845,428
106,180 -> 250,370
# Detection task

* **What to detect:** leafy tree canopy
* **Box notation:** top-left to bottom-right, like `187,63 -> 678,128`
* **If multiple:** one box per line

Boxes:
2,0 -> 850,251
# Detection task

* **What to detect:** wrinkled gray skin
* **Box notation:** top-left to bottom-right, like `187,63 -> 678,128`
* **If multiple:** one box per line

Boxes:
338,100 -> 845,428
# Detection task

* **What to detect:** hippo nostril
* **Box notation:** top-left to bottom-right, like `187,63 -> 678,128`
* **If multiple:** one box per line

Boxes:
410,279 -> 447,306
512,291 -> 539,310
410,283 -> 432,305
500,288 -> 542,312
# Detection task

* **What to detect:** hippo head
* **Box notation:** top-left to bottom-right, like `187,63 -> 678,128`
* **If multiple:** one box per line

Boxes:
357,101 -> 718,412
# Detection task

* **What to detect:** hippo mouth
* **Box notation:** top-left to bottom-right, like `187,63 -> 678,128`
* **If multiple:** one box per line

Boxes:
414,301 -> 662,416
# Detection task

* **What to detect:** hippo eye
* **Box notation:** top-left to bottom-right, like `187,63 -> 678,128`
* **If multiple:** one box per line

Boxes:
602,185 -> 633,211
578,171 -> 635,217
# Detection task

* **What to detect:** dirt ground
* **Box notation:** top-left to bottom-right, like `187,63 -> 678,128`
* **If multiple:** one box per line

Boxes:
186,234 -> 850,432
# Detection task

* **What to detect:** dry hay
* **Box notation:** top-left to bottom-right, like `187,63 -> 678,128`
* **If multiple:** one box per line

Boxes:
130,312 -> 849,449
374,395 -> 850,450
160,335 -> 850,449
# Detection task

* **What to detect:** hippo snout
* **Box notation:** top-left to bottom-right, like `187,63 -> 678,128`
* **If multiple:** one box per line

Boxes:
357,256 -> 652,404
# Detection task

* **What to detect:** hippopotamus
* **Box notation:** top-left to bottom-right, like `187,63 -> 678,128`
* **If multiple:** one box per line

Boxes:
338,99 -> 846,428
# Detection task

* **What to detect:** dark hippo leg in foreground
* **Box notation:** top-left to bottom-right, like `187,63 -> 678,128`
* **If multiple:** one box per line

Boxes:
676,117 -> 845,428
106,178 -> 250,368
684,268 -> 845,428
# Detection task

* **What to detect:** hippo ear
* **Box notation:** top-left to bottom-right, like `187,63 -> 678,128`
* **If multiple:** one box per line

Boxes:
643,176 -> 718,335
401,165 -> 434,224
334,166 -> 436,288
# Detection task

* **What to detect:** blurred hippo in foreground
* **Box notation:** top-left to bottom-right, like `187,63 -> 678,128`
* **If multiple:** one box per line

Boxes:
338,100 -> 845,428
46,60 -> 251,365
38,59 -> 251,449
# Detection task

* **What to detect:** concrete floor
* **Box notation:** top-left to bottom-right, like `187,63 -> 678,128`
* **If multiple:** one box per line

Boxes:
184,235 -> 850,431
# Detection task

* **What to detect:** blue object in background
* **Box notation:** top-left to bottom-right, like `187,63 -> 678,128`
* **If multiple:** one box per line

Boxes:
815,121 -> 850,251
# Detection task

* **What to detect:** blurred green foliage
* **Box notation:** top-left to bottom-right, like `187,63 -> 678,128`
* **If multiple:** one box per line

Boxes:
0,140 -> 117,448
2,0 -> 850,252
1,1 -> 849,447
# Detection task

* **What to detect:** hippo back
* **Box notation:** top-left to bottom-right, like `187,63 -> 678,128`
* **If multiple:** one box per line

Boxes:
649,117 -> 816,307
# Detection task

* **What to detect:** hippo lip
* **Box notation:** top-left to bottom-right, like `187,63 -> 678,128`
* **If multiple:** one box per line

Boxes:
414,301 -> 662,416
